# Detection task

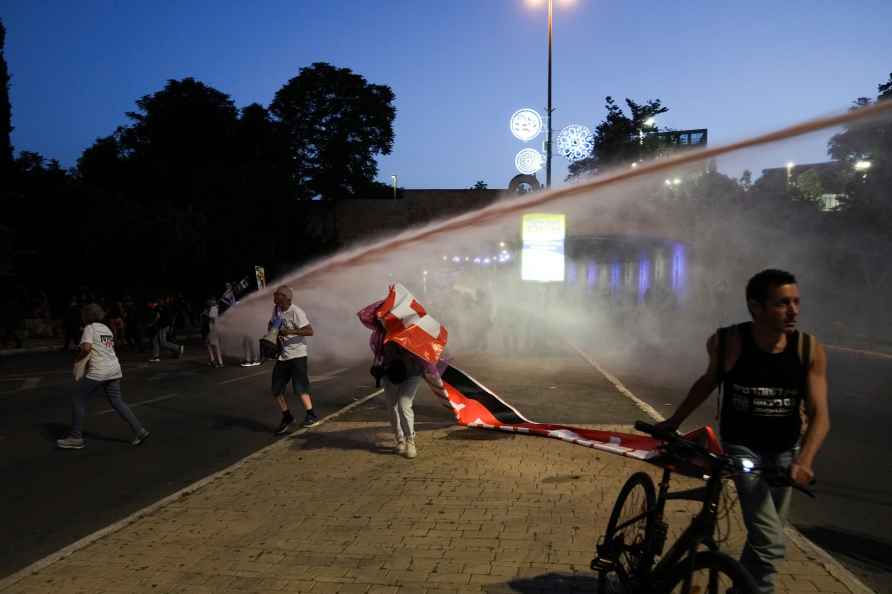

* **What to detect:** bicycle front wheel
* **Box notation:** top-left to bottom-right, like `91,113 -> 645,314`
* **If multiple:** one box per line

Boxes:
661,551 -> 758,594
602,471 -> 657,581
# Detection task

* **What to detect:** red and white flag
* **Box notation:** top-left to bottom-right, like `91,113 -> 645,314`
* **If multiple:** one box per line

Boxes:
369,283 -> 448,365
437,364 -> 722,476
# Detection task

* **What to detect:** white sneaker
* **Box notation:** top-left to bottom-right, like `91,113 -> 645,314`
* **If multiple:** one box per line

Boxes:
405,439 -> 417,459
395,440 -> 407,455
57,436 -> 85,449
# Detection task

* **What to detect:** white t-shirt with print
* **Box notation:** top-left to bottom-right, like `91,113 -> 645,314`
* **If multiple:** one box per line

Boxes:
273,304 -> 310,360
81,322 -> 123,381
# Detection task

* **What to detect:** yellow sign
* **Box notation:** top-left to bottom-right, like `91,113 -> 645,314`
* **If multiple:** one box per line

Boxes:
521,213 -> 566,283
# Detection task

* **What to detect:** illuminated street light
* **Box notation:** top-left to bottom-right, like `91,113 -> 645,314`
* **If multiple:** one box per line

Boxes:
526,0 -> 574,188
854,160 -> 872,171
672,178 -> 681,186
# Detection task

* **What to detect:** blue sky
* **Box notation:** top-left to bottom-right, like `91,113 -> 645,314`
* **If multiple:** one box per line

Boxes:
4,0 -> 891,188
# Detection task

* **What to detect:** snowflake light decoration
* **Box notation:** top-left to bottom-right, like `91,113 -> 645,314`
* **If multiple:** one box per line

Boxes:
510,108 -> 543,142
515,148 -> 544,175
556,124 -> 594,162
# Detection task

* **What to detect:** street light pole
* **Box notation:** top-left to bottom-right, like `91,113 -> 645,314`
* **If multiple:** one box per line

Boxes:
546,0 -> 553,189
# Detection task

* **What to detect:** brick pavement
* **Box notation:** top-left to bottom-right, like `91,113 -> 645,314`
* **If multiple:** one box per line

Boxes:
1,353 -> 862,594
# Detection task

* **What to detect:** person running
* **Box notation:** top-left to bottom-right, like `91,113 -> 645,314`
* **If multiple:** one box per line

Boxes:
148,297 -> 183,362
656,269 -> 830,594
269,286 -> 319,434
57,303 -> 150,449
201,298 -> 223,367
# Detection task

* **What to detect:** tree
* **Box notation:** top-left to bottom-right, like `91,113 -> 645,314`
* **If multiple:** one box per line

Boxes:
827,73 -> 892,234
269,62 -> 396,200
76,132 -> 129,190
116,77 -> 241,206
0,19 -> 13,176
568,96 -> 668,180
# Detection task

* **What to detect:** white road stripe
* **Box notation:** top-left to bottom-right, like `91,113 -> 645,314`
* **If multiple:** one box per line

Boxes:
95,393 -> 178,415
217,367 -> 349,386
0,386 -> 385,593
14,377 -> 42,392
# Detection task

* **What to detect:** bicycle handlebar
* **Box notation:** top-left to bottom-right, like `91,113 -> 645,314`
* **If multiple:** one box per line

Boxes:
634,420 -> 815,498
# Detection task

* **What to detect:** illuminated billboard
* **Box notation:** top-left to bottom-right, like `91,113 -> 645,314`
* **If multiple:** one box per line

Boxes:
521,213 -> 565,282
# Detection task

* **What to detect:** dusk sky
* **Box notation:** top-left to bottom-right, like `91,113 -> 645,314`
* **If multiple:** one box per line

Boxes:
4,1 -> 892,189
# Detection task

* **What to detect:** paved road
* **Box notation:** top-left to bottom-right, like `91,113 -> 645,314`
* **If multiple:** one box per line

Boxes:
3,338 -> 888,593
598,343 -> 892,594
0,340 -> 646,581
0,343 -> 372,579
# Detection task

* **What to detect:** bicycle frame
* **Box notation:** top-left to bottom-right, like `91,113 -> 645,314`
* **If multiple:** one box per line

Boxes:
603,465 -> 727,587
647,467 -> 725,582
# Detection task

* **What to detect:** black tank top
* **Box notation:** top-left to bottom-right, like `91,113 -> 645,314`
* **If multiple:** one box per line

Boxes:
720,322 -> 804,452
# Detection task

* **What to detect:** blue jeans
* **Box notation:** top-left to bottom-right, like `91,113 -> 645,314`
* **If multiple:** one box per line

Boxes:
723,442 -> 796,594
71,378 -> 145,439
152,325 -> 180,358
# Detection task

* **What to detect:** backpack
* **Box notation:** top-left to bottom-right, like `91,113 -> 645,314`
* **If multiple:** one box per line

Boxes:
715,324 -> 814,420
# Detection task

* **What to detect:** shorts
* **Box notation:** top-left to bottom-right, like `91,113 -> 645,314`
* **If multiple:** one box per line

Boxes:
271,356 -> 310,397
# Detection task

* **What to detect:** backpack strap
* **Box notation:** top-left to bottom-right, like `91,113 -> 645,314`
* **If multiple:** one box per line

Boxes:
796,331 -> 814,433
797,331 -> 814,374
715,325 -> 730,420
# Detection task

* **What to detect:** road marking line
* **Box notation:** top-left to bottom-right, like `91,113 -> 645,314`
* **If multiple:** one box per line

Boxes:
826,344 -> 892,360
0,386 -> 384,593
17,377 -> 42,391
565,339 -> 664,422
217,367 -> 349,386
218,370 -> 268,384
95,393 -> 178,415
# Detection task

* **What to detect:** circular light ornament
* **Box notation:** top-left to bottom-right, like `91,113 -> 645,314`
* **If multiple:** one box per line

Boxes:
515,148 -> 544,175
556,124 -> 594,162
510,108 -> 543,142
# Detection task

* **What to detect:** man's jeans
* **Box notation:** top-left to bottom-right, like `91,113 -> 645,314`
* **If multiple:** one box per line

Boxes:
723,442 -> 796,594
152,325 -> 180,358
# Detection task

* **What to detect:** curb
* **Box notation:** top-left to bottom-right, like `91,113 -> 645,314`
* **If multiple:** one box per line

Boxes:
566,339 -> 878,594
0,387 -> 384,592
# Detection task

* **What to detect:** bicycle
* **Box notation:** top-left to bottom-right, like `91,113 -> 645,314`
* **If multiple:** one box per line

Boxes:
591,420 -> 814,594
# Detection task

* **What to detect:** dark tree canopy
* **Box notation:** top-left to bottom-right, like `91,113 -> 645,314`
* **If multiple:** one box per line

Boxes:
568,96 -> 668,180
0,19 -> 13,174
117,77 -> 241,203
827,73 -> 892,233
270,62 -> 396,199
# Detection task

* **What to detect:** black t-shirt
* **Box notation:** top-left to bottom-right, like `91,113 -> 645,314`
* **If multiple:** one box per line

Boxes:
720,322 -> 804,452
156,306 -> 172,328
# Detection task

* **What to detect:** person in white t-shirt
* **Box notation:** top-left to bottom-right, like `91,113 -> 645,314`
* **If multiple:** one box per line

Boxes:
57,303 -> 150,450
269,286 -> 318,434
201,298 -> 223,367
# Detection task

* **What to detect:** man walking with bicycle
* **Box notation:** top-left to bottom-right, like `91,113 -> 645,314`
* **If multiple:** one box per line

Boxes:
656,269 -> 830,594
